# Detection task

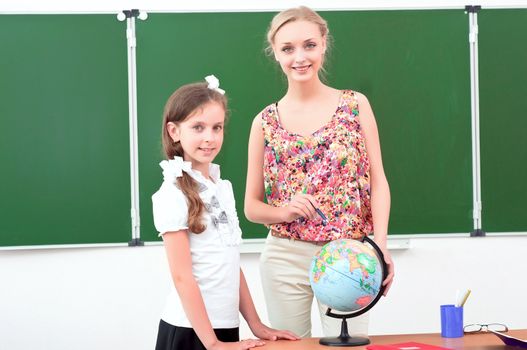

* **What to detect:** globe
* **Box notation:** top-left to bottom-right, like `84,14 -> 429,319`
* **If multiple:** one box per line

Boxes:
309,236 -> 387,346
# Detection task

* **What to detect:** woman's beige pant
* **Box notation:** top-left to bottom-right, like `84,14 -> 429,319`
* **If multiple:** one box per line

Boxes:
259,233 -> 369,338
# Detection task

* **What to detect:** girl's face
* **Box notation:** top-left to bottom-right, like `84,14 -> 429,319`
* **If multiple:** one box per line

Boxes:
167,101 -> 225,176
272,20 -> 326,83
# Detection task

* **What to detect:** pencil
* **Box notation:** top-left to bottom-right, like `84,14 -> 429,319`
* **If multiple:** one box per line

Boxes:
460,289 -> 471,307
314,207 -> 328,225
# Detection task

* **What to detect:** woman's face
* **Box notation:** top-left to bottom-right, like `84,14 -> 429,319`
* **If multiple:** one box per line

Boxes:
272,20 -> 326,83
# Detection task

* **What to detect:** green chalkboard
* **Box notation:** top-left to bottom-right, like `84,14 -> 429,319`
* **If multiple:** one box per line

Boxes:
136,12 -> 280,242
325,10 -> 473,234
137,10 -> 473,242
479,9 -> 527,232
0,15 -> 131,246
6,9 -> 508,247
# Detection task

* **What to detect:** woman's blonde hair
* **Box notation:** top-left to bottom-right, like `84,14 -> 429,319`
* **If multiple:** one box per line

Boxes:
266,6 -> 329,50
161,82 -> 227,234
265,6 -> 332,76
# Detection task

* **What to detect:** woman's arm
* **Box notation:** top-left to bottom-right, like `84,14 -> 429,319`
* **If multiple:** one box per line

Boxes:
356,92 -> 395,296
239,269 -> 299,341
244,114 -> 317,224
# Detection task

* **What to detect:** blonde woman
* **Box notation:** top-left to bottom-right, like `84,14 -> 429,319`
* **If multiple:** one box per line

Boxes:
245,7 -> 394,338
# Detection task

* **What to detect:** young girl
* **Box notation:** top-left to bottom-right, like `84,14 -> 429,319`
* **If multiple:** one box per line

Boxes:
244,7 -> 395,338
152,76 -> 299,350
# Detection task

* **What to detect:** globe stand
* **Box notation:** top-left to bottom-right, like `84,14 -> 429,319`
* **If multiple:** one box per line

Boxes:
319,309 -> 370,347
313,236 -> 388,347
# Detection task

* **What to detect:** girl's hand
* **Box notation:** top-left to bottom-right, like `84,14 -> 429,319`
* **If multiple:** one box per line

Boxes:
281,193 -> 319,223
380,247 -> 394,296
250,321 -> 300,341
209,339 -> 266,350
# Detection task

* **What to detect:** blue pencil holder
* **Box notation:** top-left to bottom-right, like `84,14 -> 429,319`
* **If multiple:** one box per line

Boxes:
440,304 -> 464,338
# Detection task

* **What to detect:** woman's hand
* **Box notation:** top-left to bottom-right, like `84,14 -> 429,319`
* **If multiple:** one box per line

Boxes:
281,193 -> 319,223
250,321 -> 300,341
380,247 -> 394,296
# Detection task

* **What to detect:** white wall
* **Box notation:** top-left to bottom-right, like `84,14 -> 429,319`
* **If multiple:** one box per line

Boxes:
1,0 -> 527,13
1,1 -> 527,349
1,236 -> 526,350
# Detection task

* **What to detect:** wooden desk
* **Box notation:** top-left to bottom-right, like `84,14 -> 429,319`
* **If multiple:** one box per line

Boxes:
259,329 -> 527,349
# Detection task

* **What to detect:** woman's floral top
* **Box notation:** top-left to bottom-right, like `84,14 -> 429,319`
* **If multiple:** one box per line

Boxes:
261,90 -> 373,241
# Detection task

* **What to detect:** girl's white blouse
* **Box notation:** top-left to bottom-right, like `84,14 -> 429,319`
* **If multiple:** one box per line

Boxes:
152,157 -> 242,328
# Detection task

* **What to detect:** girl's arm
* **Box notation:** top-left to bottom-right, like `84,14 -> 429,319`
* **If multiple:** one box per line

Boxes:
163,231 -> 220,348
356,92 -> 395,296
239,269 -> 299,341
163,232 -> 265,350
244,114 -> 317,225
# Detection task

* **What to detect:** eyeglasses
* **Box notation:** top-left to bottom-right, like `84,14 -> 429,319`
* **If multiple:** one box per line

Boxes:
463,323 -> 509,334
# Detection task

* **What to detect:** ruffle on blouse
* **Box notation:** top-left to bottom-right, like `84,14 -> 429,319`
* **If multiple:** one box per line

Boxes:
159,156 -> 221,184
160,157 -> 192,181
206,193 -> 241,247
158,156 -> 239,246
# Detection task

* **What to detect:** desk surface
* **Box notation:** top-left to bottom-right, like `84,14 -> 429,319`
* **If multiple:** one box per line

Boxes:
259,329 -> 527,349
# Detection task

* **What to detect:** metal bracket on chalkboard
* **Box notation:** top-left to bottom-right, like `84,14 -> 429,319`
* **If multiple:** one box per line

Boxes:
123,9 -> 140,18
128,238 -> 145,246
465,5 -> 482,13
470,229 -> 486,237
117,9 -> 148,21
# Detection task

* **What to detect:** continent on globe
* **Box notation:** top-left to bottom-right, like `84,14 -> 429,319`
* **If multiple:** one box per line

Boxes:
309,239 -> 385,313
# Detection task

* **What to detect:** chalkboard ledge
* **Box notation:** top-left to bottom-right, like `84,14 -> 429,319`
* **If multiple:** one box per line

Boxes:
0,237 -> 411,252
8,232 -> 527,251
0,242 -> 130,251
238,237 -> 410,254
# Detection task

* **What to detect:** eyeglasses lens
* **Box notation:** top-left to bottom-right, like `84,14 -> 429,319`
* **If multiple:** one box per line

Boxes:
464,324 -> 482,333
487,324 -> 508,332
464,323 -> 508,333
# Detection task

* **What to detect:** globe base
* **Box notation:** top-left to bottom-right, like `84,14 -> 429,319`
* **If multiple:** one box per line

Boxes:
319,336 -> 370,347
318,315 -> 370,347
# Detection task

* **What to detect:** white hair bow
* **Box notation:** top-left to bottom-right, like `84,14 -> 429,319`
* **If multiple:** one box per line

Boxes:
159,157 -> 192,181
205,75 -> 225,95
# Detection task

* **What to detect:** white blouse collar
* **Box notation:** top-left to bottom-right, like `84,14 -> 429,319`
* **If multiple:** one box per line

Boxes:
160,156 -> 221,183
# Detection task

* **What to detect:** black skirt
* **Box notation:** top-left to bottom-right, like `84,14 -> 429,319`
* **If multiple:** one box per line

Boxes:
155,319 -> 239,350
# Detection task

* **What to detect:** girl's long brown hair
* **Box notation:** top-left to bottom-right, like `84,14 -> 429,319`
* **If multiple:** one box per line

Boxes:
161,82 -> 227,233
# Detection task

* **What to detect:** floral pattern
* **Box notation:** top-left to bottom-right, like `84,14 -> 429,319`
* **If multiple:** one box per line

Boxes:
262,90 -> 373,241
